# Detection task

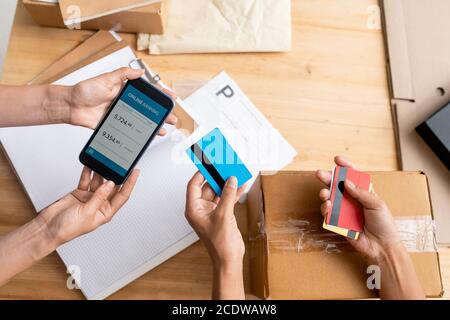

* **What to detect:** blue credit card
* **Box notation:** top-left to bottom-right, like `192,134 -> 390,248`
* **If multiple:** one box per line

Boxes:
186,128 -> 253,195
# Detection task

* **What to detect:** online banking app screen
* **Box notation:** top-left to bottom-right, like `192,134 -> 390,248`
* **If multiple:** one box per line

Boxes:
85,84 -> 168,176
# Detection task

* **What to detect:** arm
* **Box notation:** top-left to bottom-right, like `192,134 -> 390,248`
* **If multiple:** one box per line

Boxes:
0,84 -> 71,127
0,67 -> 177,132
185,173 -> 246,300
0,167 -> 139,286
316,156 -> 425,300
373,240 -> 425,299
0,215 -> 57,285
213,261 -> 245,300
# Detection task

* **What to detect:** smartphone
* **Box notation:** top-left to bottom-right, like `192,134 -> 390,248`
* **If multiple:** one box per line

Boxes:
79,77 -> 174,185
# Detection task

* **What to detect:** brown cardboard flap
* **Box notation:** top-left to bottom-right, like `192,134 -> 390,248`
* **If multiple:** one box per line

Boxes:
380,0 -> 414,101
248,171 -> 443,299
29,31 -> 121,85
23,0 -> 167,33
59,0 -> 161,25
381,0 -> 450,244
246,176 -> 269,299
29,29 -> 196,135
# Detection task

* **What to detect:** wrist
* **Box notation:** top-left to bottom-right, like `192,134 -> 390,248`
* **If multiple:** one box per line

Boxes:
213,259 -> 243,275
27,216 -> 60,262
42,85 -> 72,125
212,261 -> 245,300
211,248 -> 245,273
369,240 -> 406,266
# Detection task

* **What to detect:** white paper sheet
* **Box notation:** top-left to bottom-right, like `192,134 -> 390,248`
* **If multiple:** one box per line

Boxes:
0,46 -> 197,299
182,71 -> 297,177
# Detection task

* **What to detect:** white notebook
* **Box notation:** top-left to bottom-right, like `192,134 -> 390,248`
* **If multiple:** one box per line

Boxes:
0,46 -> 198,299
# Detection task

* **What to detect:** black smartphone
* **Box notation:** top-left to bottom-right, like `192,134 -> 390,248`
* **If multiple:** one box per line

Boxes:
79,77 -> 174,185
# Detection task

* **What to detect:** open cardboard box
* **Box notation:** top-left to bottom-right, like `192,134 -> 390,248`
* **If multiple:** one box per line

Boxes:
247,171 -> 443,299
22,0 -> 170,34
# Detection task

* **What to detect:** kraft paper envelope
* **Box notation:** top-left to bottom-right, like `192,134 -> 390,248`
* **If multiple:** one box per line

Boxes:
148,0 -> 291,55
381,0 -> 450,243
30,30 -> 122,85
58,0 -> 161,26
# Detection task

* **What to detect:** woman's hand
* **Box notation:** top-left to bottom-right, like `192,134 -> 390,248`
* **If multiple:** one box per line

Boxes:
185,172 -> 247,299
316,156 -> 425,299
0,167 -> 139,286
315,156 -> 401,264
38,167 -> 140,245
67,67 -> 178,135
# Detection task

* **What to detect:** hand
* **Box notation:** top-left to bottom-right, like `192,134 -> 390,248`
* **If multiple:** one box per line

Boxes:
315,156 -> 402,264
185,172 -> 246,268
67,67 -> 178,134
38,167 -> 139,246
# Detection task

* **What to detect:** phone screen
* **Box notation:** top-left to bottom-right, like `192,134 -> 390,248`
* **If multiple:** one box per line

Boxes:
83,81 -> 171,178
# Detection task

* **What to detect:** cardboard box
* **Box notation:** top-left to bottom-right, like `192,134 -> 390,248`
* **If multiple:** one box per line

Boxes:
22,0 -> 169,34
247,171 -> 443,299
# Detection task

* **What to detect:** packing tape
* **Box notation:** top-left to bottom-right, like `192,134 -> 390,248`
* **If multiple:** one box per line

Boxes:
267,218 -> 352,254
395,217 -> 437,253
262,216 -> 437,254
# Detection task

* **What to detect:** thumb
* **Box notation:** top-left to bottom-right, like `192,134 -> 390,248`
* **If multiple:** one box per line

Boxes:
344,179 -> 384,210
82,181 -> 115,215
217,177 -> 238,214
111,67 -> 144,82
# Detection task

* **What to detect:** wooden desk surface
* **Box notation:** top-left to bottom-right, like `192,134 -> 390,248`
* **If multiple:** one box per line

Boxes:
0,0 -> 448,299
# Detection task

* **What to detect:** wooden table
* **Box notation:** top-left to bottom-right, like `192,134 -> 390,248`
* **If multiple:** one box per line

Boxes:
0,0 -> 448,299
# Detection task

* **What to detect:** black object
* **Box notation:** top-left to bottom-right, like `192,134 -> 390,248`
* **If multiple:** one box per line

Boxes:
79,78 -> 174,185
416,102 -> 450,170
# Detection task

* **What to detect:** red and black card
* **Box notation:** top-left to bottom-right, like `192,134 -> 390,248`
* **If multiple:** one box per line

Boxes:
323,166 -> 372,239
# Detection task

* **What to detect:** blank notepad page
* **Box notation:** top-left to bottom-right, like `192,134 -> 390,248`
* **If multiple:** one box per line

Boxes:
58,131 -> 197,299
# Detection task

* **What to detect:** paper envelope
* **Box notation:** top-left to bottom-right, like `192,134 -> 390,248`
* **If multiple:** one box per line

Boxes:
30,30 -> 123,85
30,30 -> 195,135
148,0 -> 291,54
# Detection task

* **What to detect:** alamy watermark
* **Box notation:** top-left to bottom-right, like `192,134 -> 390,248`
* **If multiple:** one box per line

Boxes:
66,265 -> 81,290
367,265 -> 381,290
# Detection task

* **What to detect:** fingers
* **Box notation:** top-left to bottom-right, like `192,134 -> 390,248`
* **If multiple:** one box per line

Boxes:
78,167 -> 92,191
82,180 -> 115,216
316,156 -> 357,187
110,67 -> 144,83
156,85 -> 178,100
202,182 -> 216,201
236,183 -> 247,200
316,169 -> 332,187
158,127 -> 167,136
334,156 -> 357,169
90,172 -> 104,192
319,188 -> 330,201
344,179 -> 384,210
165,113 -> 178,126
157,114 -> 178,136
320,200 -> 331,218
216,177 -> 238,214
110,169 -> 140,213
187,171 -> 205,203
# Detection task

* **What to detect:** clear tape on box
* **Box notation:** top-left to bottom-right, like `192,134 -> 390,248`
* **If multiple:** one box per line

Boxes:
395,216 -> 438,252
251,214 -> 438,254
266,218 -> 352,254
